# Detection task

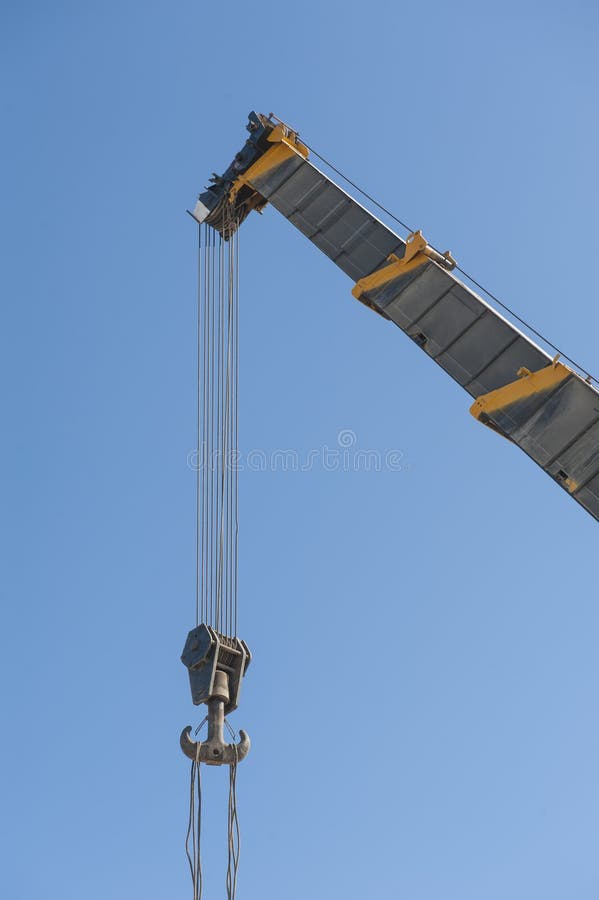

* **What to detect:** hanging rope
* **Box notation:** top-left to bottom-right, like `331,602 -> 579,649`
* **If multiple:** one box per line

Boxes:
185,746 -> 203,900
185,727 -> 242,900
195,216 -> 240,635
226,751 -> 240,900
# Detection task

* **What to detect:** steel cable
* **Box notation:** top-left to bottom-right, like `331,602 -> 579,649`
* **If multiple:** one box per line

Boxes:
185,751 -> 203,900
198,229 -> 204,625
195,215 -> 240,637
226,750 -> 240,900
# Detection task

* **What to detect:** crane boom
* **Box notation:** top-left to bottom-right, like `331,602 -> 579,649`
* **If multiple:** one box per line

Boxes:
192,112 -> 599,522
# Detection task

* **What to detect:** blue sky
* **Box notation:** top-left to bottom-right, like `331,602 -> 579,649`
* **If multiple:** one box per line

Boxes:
1,1 -> 598,898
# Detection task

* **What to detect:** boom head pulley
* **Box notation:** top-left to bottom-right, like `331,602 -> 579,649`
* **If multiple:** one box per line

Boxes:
190,110 -> 308,239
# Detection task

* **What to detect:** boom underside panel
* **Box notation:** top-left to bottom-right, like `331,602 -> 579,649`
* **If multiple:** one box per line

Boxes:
249,155 -> 599,521
250,159 -> 406,281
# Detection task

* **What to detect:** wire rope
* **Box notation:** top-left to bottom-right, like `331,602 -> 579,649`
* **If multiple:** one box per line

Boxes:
185,751 -> 203,900
226,750 -> 240,900
195,215 -> 240,637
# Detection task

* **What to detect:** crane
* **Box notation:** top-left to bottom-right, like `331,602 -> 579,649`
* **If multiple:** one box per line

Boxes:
192,111 -> 599,523
181,110 -> 598,900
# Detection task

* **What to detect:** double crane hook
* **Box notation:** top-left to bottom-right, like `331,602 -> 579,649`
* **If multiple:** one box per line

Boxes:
180,668 -> 250,766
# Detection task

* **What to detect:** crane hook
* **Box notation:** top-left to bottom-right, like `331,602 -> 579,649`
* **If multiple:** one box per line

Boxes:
180,669 -> 250,766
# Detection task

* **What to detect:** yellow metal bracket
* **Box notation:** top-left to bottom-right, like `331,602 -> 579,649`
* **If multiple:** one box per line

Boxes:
469,356 -> 574,476
229,120 -> 309,204
352,231 -> 456,304
266,121 -> 309,157
470,355 -> 571,423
